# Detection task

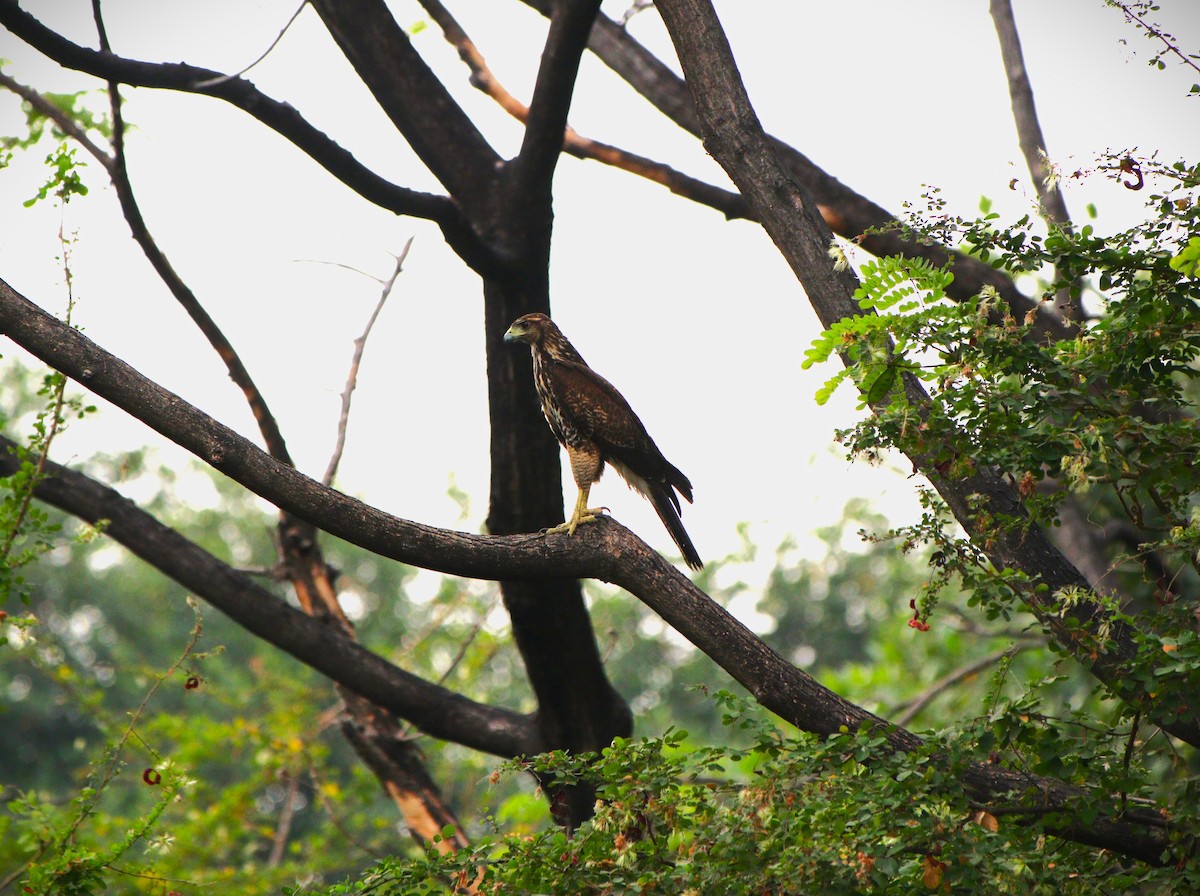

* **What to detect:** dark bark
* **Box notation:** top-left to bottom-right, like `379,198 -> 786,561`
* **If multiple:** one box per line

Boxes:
0,277 -> 1175,864
308,0 -> 500,219
0,431 -> 536,758
480,0 -> 632,827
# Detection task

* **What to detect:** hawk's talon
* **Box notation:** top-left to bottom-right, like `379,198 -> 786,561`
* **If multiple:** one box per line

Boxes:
546,508 -> 606,537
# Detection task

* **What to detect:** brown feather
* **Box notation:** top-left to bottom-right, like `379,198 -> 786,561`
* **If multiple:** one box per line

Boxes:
504,312 -> 702,569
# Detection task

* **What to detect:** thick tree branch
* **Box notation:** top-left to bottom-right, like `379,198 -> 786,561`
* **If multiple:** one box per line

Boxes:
0,432 -> 536,759
651,0 -> 1198,750
0,277 -> 1175,863
508,0 -> 602,213
307,0 -> 501,221
440,0 -> 637,830
0,0 -> 502,276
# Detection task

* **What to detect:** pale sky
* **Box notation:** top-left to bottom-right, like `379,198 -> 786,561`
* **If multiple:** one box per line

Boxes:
0,0 -> 1197,589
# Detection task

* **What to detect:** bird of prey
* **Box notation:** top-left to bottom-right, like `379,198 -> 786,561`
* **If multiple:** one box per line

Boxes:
504,312 -> 703,570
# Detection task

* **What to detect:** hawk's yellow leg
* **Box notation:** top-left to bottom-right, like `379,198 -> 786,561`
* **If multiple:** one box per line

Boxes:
547,484 -> 607,535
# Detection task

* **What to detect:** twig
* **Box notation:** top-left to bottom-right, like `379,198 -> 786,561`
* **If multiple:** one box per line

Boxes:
306,763 -> 387,861
0,214 -> 77,571
1108,0 -> 1200,76
322,238 -> 413,486
892,642 -> 1037,728
0,72 -> 116,174
1121,711 -> 1140,817
64,601 -> 204,846
267,769 -> 301,867
395,592 -> 500,743
619,1 -> 655,28
193,0 -> 312,89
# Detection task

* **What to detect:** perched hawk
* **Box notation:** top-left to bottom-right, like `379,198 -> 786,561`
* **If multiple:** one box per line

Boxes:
504,312 -> 703,570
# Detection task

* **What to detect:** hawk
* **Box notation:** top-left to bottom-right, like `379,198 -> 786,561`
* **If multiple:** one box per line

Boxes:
504,312 -> 703,570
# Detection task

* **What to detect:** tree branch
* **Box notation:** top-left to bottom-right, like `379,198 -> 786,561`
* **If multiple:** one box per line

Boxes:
419,0 -> 747,218
0,431 -> 536,759
989,0 -> 1079,321
891,641 -> 1039,728
0,74 -> 290,458
650,0 -> 1199,749
508,0 -> 602,212
519,0 -> 1072,343
307,0 -> 501,220
323,240 -> 413,487
0,0 -> 502,276
0,276 -> 1175,863
0,71 -> 115,173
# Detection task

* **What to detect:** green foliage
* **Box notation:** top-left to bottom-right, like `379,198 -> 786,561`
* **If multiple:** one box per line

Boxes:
6,604 -> 203,896
803,254 -> 955,408
1170,235 -> 1200,277
305,698 -> 1198,895
0,81 -> 110,206
793,152 -> 1200,883
807,152 -> 1200,617
0,363 -> 97,607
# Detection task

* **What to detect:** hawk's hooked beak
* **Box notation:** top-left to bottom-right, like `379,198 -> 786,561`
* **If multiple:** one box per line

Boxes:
503,323 -> 524,343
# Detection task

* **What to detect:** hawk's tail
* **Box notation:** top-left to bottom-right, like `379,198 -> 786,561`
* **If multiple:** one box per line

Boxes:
648,480 -> 704,571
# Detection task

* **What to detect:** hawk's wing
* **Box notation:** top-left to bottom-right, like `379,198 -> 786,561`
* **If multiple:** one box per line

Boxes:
543,356 -> 693,507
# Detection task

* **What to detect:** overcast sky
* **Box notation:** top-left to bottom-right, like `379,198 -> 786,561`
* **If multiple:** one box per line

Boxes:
0,0 -> 1197,586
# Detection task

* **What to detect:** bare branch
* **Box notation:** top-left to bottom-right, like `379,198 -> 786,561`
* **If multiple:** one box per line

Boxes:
95,61 -> 296,463
0,0 -> 502,276
518,0 -> 1073,343
307,0 -> 501,218
419,0 -> 747,218
266,771 -> 301,867
193,0 -> 311,89
508,0 -> 603,211
323,238 -> 414,487
891,641 -> 1040,728
990,0 -> 1073,230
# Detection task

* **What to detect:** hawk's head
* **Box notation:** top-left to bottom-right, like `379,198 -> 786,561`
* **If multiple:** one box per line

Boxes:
503,312 -> 553,346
